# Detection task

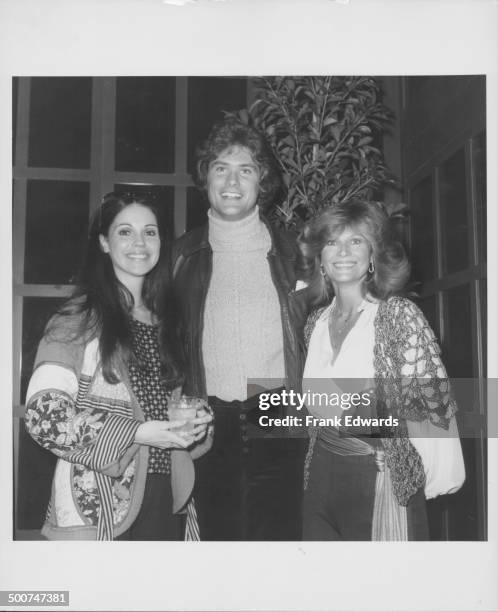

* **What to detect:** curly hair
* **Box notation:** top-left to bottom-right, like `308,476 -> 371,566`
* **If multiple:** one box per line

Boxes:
48,191 -> 184,388
195,118 -> 282,211
298,200 -> 410,306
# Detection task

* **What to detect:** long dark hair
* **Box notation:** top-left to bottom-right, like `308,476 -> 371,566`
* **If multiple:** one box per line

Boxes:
48,191 -> 184,388
298,200 -> 410,306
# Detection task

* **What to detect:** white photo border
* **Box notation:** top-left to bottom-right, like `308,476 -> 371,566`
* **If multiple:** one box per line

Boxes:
1,1 -> 497,610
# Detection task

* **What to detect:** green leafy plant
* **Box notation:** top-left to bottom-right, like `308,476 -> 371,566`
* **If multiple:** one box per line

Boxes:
226,76 -> 396,230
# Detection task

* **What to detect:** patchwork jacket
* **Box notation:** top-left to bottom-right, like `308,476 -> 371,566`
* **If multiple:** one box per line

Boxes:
25,314 -> 208,540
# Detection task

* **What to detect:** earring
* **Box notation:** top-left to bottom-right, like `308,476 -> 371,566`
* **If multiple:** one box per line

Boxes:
320,264 -> 326,277
99,235 -> 110,254
368,260 -> 375,274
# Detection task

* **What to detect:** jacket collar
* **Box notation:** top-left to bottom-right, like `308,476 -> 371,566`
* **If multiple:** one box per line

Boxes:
179,223 -> 210,257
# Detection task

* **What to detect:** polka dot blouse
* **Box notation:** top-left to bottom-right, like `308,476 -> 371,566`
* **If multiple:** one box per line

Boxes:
128,318 -> 172,475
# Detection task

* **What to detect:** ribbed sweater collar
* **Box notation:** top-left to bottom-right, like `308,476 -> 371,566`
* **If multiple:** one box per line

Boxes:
207,207 -> 269,252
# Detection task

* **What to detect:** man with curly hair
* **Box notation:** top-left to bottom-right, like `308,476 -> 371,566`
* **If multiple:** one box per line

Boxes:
173,118 -> 308,540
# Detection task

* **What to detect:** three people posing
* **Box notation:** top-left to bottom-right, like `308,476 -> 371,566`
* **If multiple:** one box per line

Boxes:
25,118 -> 464,541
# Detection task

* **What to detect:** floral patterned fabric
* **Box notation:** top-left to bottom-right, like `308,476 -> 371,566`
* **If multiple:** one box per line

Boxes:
70,459 -> 136,527
24,390 -> 107,457
72,464 -> 99,524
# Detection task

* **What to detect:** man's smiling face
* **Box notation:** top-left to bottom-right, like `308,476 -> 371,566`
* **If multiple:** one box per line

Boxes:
206,145 -> 261,222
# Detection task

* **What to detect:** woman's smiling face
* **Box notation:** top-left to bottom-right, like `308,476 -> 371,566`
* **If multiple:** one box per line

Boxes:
99,203 -> 160,287
320,225 -> 371,287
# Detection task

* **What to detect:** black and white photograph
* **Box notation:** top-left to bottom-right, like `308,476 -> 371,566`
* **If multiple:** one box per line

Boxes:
1,1 -> 497,611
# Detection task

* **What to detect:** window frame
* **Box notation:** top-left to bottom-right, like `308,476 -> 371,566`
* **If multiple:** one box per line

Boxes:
12,76 -> 251,538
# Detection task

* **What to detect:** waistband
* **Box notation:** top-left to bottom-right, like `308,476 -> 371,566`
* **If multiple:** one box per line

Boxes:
318,427 -> 385,471
209,387 -> 285,415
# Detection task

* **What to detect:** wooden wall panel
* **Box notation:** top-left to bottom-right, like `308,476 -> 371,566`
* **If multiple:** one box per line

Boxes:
403,75 -> 485,182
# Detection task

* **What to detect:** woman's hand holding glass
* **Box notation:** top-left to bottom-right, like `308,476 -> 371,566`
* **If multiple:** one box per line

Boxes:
135,398 -> 213,449
189,406 -> 214,443
134,420 -> 194,449
168,396 -> 213,446
135,417 -> 205,449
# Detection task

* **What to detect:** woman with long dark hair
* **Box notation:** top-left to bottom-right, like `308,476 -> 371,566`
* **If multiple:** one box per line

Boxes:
299,200 -> 465,540
24,191 -> 212,541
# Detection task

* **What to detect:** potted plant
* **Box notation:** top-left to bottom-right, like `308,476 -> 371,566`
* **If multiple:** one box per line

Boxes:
226,76 -> 399,230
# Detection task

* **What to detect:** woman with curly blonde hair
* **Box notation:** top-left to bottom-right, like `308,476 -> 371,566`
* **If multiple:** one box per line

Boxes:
298,199 -> 465,540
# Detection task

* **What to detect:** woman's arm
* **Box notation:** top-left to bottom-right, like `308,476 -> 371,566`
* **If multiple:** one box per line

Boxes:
394,298 -> 457,427
24,359 -> 142,477
25,383 -> 123,456
25,364 -> 193,475
394,298 -> 465,496
25,316 -> 194,477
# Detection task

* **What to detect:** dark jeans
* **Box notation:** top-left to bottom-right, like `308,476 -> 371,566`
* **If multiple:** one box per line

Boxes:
193,396 -> 306,541
116,473 -> 184,541
303,440 -> 429,541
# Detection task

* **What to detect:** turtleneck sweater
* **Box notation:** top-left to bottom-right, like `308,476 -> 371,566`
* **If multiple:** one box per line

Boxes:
202,208 -> 286,401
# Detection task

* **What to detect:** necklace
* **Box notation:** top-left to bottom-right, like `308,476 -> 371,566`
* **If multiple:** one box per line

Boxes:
328,300 -> 362,350
331,301 -> 355,329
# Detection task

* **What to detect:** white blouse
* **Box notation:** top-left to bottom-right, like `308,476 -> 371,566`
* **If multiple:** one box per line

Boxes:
303,297 -> 378,381
302,297 -> 379,420
303,297 -> 465,500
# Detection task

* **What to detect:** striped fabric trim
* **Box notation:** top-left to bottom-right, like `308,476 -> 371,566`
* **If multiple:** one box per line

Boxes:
64,415 -> 139,472
76,375 -> 92,403
65,447 -> 94,467
77,396 -> 132,418
89,414 -> 140,470
45,500 -> 52,523
95,471 -> 114,540
79,416 -> 139,540
90,414 -> 140,472
185,498 -> 200,541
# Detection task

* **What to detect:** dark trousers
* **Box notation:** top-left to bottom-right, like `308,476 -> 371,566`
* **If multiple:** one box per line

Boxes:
116,473 -> 184,541
193,396 -> 306,541
303,440 -> 429,541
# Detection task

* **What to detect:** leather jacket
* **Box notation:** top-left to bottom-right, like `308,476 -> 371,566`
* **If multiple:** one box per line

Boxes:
172,215 -> 310,400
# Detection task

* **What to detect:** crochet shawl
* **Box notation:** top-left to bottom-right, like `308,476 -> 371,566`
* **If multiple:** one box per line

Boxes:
303,296 -> 457,506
